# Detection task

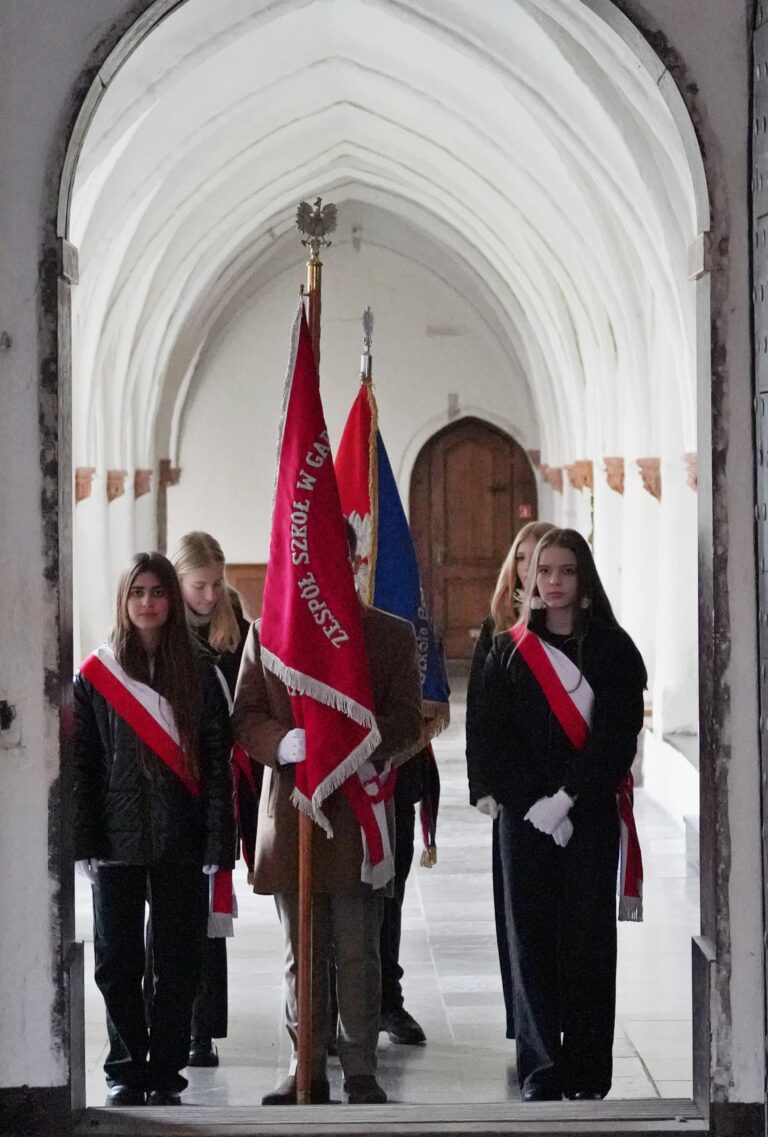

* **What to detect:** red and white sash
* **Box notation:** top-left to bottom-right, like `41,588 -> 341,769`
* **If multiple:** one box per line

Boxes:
80,645 -> 235,935
345,758 -> 397,888
510,625 -> 643,922
81,645 -> 200,797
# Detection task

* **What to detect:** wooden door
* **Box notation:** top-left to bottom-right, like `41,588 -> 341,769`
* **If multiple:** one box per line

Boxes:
226,564 -> 267,621
410,418 -> 537,659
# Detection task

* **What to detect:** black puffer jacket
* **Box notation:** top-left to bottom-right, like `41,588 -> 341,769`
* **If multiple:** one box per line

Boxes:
72,659 -> 236,868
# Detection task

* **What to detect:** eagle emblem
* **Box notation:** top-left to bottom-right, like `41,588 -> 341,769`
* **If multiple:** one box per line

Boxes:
296,198 -> 338,249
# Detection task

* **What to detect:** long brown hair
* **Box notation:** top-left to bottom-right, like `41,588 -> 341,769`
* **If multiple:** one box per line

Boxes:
110,552 -> 202,776
170,531 -> 241,654
517,528 -> 617,636
490,520 -> 556,630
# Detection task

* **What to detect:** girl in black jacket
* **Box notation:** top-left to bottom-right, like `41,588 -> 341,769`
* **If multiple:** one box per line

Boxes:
73,552 -> 235,1106
466,519 -> 554,1040
466,529 -> 646,1103
170,531 -> 255,1069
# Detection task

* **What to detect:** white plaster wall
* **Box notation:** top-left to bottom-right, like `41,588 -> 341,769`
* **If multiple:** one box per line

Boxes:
613,0 -> 762,1104
0,0 -> 159,1093
167,242 -> 538,562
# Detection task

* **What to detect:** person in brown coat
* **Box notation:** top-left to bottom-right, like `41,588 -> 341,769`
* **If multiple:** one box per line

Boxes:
233,601 -> 423,1106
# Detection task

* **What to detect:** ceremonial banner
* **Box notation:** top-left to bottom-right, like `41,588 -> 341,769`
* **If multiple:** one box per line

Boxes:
335,379 -> 450,733
336,379 -> 450,865
260,306 -> 390,878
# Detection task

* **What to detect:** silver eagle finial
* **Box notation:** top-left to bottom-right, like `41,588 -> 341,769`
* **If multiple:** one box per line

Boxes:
296,197 -> 337,256
361,307 -> 374,380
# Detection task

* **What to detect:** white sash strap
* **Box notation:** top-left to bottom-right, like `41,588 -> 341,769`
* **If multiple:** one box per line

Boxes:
538,639 -> 595,730
93,644 -> 181,744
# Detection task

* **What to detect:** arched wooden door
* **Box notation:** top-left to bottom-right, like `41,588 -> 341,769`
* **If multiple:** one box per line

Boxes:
409,418 -> 537,659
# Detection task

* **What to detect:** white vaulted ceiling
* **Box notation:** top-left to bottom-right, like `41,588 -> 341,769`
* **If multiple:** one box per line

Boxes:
69,0 -> 703,473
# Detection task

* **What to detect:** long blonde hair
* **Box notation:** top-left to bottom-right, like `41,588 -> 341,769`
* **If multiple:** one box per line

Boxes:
170,531 -> 241,654
489,520 -> 555,630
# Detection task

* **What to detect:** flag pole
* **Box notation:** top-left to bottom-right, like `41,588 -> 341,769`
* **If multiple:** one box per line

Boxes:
358,307 -> 379,606
294,197 -> 337,1105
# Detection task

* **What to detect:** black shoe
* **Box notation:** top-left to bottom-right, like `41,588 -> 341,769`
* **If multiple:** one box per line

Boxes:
147,1089 -> 182,1106
344,1075 -> 387,1104
188,1036 -> 219,1067
261,1074 -> 331,1105
105,1085 -> 146,1106
521,1086 -> 562,1101
380,1007 -> 426,1045
567,1091 -> 605,1100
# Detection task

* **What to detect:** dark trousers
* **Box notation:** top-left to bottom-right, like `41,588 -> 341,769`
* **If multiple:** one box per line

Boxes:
380,790 -> 416,1013
143,909 -> 229,1040
277,891 -> 385,1079
93,864 -> 207,1092
498,802 -> 619,1098
492,815 -> 516,1038
191,937 -> 228,1039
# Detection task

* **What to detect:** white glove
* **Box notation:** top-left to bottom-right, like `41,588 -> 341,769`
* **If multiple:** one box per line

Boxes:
551,817 -> 574,848
202,864 -> 219,875
475,795 -> 500,820
276,728 -> 306,765
524,788 -> 574,835
75,858 -> 99,883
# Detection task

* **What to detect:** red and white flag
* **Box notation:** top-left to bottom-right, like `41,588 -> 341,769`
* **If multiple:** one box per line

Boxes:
260,306 -> 391,883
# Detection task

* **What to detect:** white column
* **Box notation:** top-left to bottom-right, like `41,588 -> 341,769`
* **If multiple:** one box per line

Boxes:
619,458 -> 659,689
74,480 -> 112,659
592,463 -> 623,613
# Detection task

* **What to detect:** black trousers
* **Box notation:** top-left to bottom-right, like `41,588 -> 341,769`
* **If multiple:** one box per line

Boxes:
191,937 -> 228,1039
379,789 -> 416,1013
492,815 -> 516,1038
498,801 -> 619,1098
143,910 -> 229,1040
93,864 -> 207,1092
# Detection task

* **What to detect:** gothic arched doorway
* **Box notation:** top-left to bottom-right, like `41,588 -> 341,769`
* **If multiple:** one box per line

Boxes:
33,0 -> 761,1132
409,418 -> 537,659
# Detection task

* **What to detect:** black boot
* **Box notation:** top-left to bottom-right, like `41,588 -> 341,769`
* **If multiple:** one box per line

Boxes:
380,1007 -> 426,1045
188,1036 -> 218,1067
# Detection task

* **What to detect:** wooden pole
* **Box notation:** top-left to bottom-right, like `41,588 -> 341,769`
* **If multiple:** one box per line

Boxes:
294,198 -> 336,1105
306,252 -> 322,371
295,811 -> 314,1105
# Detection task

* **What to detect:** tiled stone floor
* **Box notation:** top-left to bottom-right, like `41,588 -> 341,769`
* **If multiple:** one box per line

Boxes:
77,680 -> 698,1105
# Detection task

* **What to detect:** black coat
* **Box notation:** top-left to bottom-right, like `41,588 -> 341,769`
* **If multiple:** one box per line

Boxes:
72,659 -> 236,868
466,615 -> 496,806
191,612 -> 261,873
466,618 -> 646,817
191,613 -> 250,698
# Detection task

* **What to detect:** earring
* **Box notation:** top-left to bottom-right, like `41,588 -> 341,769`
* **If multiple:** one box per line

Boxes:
530,595 -> 547,610
580,596 -> 591,609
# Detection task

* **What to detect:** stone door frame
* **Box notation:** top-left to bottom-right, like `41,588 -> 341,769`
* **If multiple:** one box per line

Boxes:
45,0 -> 750,1132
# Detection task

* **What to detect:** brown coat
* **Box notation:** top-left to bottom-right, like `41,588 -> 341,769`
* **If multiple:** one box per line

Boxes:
233,605 -> 423,894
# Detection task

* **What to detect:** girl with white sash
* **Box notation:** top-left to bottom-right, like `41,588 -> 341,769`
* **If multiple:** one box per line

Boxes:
169,531 -> 256,1071
72,552 -> 236,1107
467,528 -> 646,1103
466,519 -> 555,1042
